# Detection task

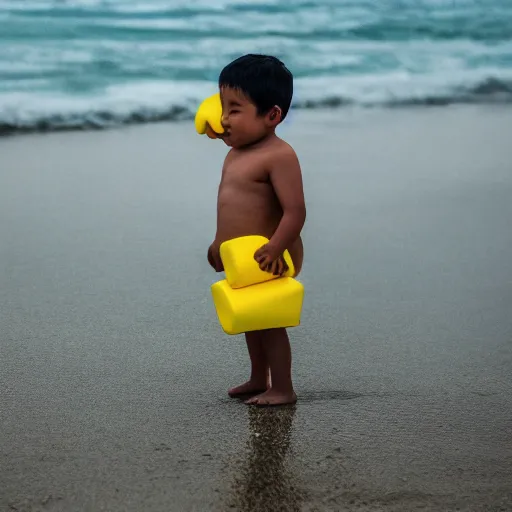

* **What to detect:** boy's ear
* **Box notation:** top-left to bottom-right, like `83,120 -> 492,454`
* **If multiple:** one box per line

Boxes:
268,105 -> 282,124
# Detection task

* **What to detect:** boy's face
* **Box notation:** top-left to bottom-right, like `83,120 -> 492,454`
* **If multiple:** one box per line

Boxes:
219,86 -> 273,148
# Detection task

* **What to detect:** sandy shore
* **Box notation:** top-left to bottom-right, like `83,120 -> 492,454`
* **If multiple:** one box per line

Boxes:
1,105 -> 511,511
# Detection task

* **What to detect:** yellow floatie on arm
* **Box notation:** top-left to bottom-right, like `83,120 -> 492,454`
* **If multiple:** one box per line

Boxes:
194,93 -> 224,139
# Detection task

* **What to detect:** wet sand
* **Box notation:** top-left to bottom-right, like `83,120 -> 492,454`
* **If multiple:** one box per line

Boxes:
1,106 -> 511,511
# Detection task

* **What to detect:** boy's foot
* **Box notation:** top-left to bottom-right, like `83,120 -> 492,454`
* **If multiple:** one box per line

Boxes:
245,388 -> 297,406
228,380 -> 268,397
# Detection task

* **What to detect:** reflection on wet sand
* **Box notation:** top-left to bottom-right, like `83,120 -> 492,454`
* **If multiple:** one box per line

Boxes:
229,405 -> 303,511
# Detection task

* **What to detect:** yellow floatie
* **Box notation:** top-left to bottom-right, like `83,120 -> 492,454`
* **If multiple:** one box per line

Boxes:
194,93 -> 224,139
211,236 -> 305,335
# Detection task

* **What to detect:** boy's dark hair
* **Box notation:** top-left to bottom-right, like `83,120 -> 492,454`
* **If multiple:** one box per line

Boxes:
218,54 -> 293,121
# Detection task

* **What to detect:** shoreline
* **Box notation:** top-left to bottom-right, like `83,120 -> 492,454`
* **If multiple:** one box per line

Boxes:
1,99 -> 511,139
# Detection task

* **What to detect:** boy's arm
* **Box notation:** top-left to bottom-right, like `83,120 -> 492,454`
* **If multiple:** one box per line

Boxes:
254,146 -> 306,272
208,151 -> 233,272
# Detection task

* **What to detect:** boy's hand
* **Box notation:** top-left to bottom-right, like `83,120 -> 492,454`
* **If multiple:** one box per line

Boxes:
254,244 -> 289,276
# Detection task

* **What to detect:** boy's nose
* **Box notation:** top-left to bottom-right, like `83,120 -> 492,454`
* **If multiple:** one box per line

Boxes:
221,111 -> 229,129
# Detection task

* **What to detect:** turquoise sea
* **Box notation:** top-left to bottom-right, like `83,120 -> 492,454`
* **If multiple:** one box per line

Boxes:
1,0 -> 512,134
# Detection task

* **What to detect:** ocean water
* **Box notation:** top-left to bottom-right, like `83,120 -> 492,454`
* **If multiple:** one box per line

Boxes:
1,0 -> 512,135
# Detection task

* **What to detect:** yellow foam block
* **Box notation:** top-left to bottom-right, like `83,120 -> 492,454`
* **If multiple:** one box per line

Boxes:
220,235 -> 294,289
194,92 -> 224,136
211,278 -> 304,335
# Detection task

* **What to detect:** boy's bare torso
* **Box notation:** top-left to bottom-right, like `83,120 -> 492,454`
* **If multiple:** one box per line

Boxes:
214,138 -> 303,275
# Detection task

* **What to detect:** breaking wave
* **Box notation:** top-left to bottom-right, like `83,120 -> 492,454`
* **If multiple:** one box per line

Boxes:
1,77 -> 511,136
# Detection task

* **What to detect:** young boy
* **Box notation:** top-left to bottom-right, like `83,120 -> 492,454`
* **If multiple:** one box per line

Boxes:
207,54 -> 306,406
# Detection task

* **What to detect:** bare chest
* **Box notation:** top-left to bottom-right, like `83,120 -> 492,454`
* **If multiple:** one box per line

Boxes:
217,153 -> 282,224
221,152 -> 268,184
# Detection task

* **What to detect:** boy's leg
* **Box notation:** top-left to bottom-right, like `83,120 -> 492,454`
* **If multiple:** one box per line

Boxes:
246,328 -> 297,406
228,331 -> 270,397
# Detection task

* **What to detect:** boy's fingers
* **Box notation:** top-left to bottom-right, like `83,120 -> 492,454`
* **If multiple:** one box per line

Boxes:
254,245 -> 266,260
253,250 -> 288,276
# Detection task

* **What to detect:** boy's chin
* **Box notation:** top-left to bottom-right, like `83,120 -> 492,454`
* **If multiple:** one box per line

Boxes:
222,137 -> 243,149
222,135 -> 254,149
218,133 -> 233,147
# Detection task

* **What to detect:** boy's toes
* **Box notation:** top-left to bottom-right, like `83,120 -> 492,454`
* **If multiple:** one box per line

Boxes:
244,390 -> 297,407
244,394 -> 271,405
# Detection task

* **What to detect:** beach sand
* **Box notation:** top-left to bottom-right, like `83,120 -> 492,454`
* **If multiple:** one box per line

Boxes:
1,105 -> 511,511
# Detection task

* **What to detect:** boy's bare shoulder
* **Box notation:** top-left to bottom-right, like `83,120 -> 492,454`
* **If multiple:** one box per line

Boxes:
269,136 -> 297,154
259,136 -> 298,163
264,137 -> 301,170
